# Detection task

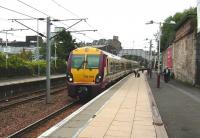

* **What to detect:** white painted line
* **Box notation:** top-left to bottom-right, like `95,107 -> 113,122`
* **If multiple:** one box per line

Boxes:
38,74 -> 131,138
167,83 -> 200,104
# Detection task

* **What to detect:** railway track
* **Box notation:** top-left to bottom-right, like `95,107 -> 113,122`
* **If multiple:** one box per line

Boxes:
7,100 -> 79,138
0,85 -> 67,111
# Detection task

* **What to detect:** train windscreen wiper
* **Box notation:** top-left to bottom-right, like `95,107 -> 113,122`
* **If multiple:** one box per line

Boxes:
77,60 -> 87,70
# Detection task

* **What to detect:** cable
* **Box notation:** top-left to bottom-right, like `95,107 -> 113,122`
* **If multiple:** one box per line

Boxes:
14,20 -> 46,37
11,0 -> 96,42
15,0 -> 80,31
50,0 -> 106,39
71,35 -> 83,42
51,0 -> 81,18
14,0 -> 89,42
84,20 -> 104,38
16,0 -> 49,17
0,5 -> 35,19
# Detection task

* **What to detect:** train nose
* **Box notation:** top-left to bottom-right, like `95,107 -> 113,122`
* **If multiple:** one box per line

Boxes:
72,69 -> 98,83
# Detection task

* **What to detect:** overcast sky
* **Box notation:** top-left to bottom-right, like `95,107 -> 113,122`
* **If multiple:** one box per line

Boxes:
0,0 -> 197,50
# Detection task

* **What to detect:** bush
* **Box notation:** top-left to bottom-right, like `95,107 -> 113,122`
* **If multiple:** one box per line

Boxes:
55,59 -> 66,73
0,52 -> 66,78
0,53 -> 47,77
0,55 -> 32,77
26,60 -> 46,75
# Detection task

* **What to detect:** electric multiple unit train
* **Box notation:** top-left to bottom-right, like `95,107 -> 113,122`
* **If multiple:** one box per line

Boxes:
66,47 -> 139,99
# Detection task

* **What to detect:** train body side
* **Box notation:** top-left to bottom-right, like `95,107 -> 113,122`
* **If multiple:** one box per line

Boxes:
66,47 -> 139,99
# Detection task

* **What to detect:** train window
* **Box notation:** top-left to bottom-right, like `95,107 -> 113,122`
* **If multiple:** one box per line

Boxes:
71,55 -> 85,69
86,55 -> 100,69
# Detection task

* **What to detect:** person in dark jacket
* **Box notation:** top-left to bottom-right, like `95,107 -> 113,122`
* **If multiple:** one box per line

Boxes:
133,70 -> 137,77
163,67 -> 170,82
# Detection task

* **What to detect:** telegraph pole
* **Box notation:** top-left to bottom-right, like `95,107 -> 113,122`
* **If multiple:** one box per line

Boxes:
46,17 -> 51,104
149,39 -> 152,78
37,19 -> 40,76
54,42 -> 57,68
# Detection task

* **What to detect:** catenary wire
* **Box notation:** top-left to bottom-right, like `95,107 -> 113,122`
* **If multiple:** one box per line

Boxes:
16,0 -> 49,17
15,0 -> 89,41
51,0 -> 81,18
50,0 -> 105,39
0,5 -> 35,19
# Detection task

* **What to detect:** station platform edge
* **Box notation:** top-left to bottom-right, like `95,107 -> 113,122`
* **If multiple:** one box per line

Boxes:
38,73 -> 168,138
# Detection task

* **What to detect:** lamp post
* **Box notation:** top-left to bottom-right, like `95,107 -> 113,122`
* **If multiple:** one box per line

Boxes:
54,42 -> 57,68
54,41 -> 63,68
5,32 -> 8,69
146,20 -> 175,88
145,38 -> 153,78
144,46 -> 147,68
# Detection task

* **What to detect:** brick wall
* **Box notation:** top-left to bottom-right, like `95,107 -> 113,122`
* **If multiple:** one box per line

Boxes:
162,50 -> 167,70
162,17 -> 198,85
196,34 -> 200,86
173,32 -> 196,84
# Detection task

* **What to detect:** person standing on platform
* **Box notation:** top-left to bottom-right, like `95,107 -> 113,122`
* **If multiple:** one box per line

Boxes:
133,70 -> 137,77
163,67 -> 170,83
167,68 -> 171,82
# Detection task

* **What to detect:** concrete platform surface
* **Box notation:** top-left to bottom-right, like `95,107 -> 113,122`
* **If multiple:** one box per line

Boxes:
38,73 -> 168,138
78,74 -> 165,138
0,74 -> 65,86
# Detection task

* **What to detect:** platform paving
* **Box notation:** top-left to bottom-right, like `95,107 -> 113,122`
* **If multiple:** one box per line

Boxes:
78,74 -> 166,138
0,74 -> 65,86
38,73 -> 167,138
148,72 -> 200,138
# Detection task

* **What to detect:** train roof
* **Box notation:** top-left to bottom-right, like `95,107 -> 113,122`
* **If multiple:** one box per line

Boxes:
72,46 -> 138,64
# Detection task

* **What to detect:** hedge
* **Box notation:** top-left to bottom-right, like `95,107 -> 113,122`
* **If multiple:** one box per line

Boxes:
0,53 -> 66,78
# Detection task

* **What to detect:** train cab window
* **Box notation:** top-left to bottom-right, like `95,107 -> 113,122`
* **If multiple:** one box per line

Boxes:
71,55 -> 85,69
86,55 -> 100,69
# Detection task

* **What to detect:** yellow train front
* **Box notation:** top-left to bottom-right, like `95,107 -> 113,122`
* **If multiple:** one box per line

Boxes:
66,47 -> 139,99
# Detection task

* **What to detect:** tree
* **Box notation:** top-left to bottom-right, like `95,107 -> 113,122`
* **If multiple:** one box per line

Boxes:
161,7 -> 197,52
16,49 -> 32,61
53,30 -> 77,60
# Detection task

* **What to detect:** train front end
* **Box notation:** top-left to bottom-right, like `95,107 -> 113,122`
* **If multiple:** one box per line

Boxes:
66,47 -> 105,99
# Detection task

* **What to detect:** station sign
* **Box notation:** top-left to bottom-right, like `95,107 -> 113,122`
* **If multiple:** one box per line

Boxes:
167,47 -> 172,69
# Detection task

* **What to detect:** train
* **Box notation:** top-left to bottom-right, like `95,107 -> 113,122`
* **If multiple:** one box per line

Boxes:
66,46 -> 139,99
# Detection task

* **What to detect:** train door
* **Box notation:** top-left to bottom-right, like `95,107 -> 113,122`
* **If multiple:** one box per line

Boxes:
103,54 -> 108,77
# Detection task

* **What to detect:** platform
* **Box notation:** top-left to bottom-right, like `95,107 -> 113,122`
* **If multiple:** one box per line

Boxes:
38,73 -> 168,138
0,74 -> 65,87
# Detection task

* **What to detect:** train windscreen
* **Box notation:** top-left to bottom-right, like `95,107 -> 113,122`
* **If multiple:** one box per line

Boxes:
71,55 -> 85,69
86,55 -> 100,69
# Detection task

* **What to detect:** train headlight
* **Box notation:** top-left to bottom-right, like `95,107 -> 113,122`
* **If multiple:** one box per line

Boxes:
69,77 -> 73,82
66,73 -> 73,82
95,74 -> 102,83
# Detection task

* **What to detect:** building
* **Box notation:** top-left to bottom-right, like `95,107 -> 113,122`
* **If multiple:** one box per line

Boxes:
81,36 -> 122,55
0,35 -> 42,48
162,14 -> 200,86
118,49 -> 151,60
0,35 -> 43,58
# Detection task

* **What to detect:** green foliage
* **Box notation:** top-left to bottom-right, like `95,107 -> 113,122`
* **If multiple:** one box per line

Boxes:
0,53 -> 6,67
26,60 -> 46,75
39,42 -> 46,59
16,49 -> 32,60
161,7 -> 197,51
0,49 -> 66,78
53,30 -> 77,60
53,59 -> 66,73
7,55 -> 26,68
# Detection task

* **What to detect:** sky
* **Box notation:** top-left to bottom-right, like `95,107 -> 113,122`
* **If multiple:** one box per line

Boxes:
0,0 -> 197,50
